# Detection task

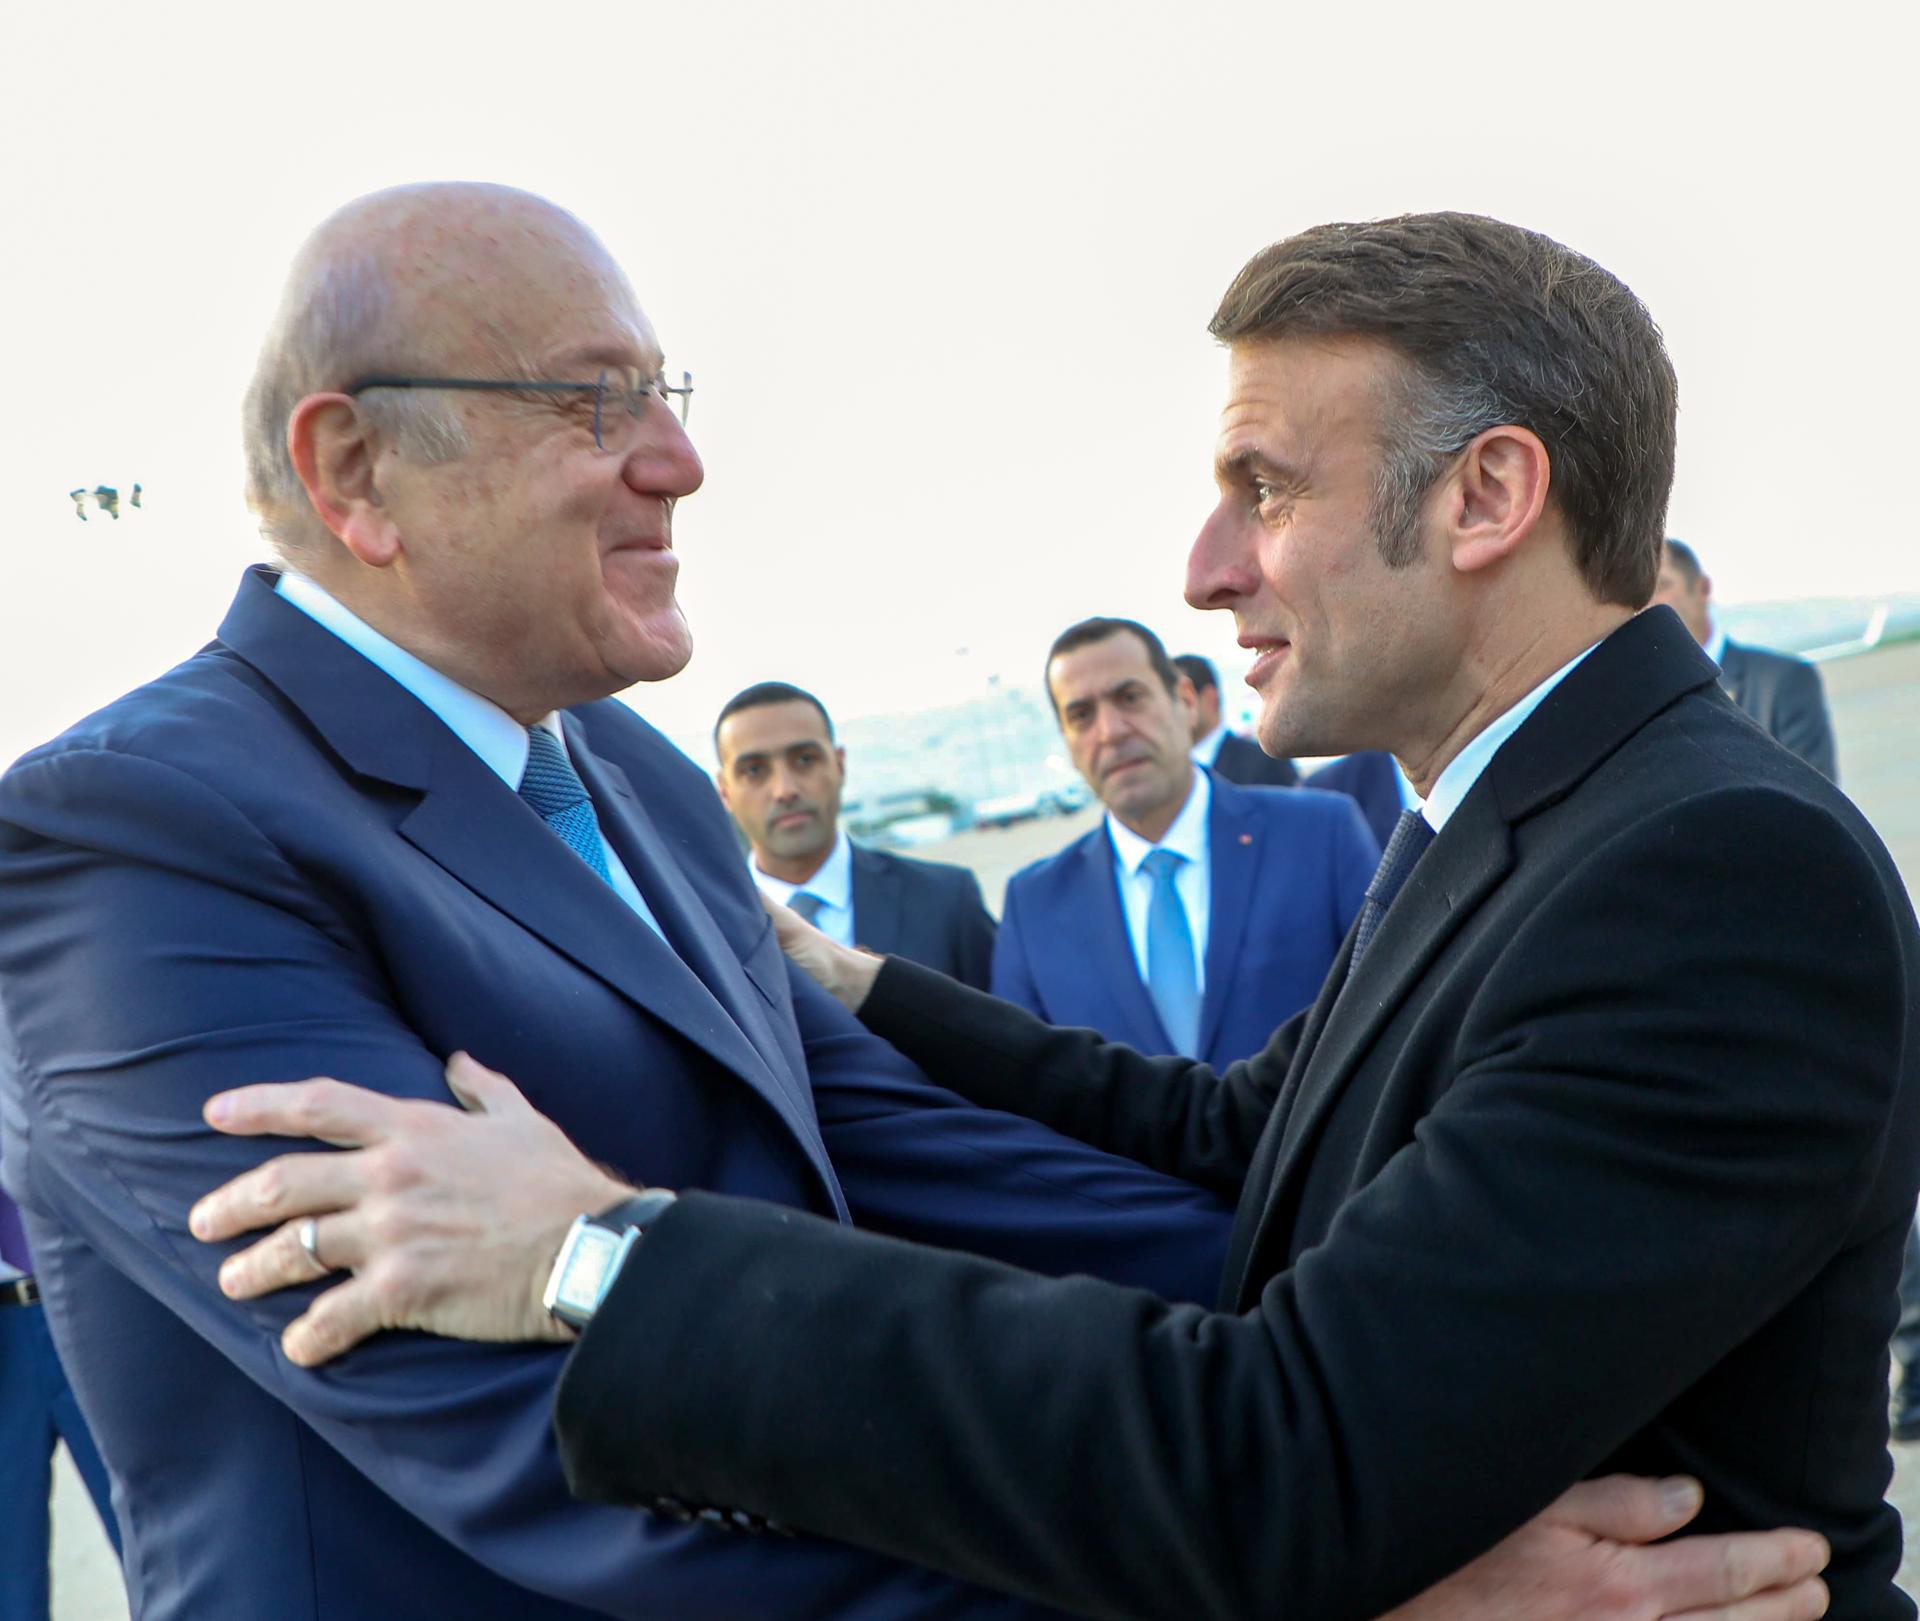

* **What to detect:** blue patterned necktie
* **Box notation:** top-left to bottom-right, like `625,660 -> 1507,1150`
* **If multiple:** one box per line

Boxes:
1141,848 -> 1202,1057
1349,808 -> 1435,967
518,726 -> 612,884
787,891 -> 825,925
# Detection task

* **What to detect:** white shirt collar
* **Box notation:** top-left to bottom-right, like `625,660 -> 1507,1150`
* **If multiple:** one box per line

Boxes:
276,571 -> 554,787
1703,618 -> 1727,666
1189,724 -> 1229,768
752,829 -> 854,910
1420,643 -> 1600,834
1106,768 -> 1211,876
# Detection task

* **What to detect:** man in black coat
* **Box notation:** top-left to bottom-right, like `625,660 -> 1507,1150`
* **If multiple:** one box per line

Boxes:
194,214 -> 1892,1620
713,681 -> 997,990
1649,538 -> 1839,782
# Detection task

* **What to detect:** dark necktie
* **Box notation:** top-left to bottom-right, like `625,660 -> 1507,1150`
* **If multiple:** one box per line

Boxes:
518,726 -> 612,884
787,891 -> 826,925
1349,808 -> 1435,967
1141,848 -> 1202,1057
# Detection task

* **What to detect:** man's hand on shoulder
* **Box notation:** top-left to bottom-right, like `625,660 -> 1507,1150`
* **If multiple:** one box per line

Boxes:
763,891 -> 884,1012
1384,1475 -> 1828,1621
190,1053 -> 635,1366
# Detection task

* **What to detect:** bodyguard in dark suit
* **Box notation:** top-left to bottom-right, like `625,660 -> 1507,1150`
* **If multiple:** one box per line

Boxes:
714,682 -> 997,989
1303,749 -> 1407,849
1649,538 -> 1839,782
1172,653 -> 1300,786
193,214 -> 1863,1621
997,621 -> 1374,1065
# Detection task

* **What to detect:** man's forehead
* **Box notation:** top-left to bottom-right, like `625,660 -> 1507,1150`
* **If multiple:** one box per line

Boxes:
1051,635 -> 1156,699
720,702 -> 833,756
1215,336 -> 1398,466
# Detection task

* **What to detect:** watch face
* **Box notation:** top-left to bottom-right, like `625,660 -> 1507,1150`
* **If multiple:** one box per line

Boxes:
555,1225 -> 624,1314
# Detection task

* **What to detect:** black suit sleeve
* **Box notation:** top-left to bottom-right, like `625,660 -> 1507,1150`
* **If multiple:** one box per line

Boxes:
555,788 -> 1909,1621
860,955 -> 1303,1200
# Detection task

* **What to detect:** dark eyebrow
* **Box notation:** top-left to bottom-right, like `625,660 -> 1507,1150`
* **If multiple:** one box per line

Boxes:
1214,447 -> 1307,488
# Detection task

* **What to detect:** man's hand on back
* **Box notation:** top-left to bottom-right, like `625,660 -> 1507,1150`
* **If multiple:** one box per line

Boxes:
191,1057 -> 1830,1621
1382,1474 -> 1828,1621
190,1052 -> 632,1366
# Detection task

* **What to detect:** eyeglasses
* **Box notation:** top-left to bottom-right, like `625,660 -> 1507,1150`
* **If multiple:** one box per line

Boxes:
344,367 -> 693,449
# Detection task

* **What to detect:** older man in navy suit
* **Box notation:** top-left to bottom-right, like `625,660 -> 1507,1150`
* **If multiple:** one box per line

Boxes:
994,619 -> 1375,1065
0,182 -> 1239,1621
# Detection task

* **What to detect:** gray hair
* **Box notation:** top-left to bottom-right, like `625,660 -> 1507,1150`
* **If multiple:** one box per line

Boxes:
1368,365 -> 1515,566
241,248 -> 468,560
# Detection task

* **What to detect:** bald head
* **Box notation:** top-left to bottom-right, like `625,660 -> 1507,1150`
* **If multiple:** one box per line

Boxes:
242,183 -> 642,556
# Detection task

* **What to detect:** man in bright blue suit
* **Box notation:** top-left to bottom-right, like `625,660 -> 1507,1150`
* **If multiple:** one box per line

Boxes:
0,183 -> 1233,1621
993,618 -> 1377,1065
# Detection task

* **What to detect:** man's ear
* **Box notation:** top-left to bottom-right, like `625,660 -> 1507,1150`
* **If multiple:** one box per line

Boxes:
714,770 -> 733,812
1443,424 -> 1551,577
287,393 -> 402,568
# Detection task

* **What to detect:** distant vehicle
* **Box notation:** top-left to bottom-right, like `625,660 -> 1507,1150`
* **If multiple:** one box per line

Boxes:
972,791 -> 1048,830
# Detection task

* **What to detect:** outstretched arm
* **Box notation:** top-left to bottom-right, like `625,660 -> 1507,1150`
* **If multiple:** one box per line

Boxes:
197,1063 -> 1827,1621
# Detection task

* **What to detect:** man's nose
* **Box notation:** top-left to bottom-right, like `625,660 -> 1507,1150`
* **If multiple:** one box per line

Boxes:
1186,502 -> 1254,612
624,409 -> 705,499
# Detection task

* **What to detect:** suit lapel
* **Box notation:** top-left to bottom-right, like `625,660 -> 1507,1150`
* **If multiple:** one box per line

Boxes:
1198,785 -> 1257,1061
217,570 -> 838,1186
848,846 -> 901,956
1253,791 -> 1512,1243
1718,641 -> 1749,709
1236,607 -> 1721,1283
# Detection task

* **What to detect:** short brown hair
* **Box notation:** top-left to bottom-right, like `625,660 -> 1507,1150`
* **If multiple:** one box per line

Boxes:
1044,618 -> 1179,714
1210,212 -> 1675,607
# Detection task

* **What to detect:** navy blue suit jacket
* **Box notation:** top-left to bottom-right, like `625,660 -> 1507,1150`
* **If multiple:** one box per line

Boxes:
849,845 -> 996,991
1305,751 -> 1405,850
0,569 -> 1230,1621
990,776 -> 1377,1067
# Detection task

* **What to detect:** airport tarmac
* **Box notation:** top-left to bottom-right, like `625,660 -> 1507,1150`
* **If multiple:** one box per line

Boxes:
44,637 -> 1920,1615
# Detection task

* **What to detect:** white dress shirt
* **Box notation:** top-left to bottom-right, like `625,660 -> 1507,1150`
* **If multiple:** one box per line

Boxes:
1189,724 -> 1230,770
1420,643 -> 1600,835
1105,770 -> 1211,994
275,571 -> 666,938
1703,618 -> 1727,666
749,831 -> 856,947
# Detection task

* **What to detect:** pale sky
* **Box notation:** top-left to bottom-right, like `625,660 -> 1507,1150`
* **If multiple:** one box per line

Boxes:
3,1 -> 1913,768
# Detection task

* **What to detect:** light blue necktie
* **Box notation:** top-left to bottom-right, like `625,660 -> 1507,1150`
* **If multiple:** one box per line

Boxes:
1141,848 -> 1201,1057
787,891 -> 826,925
518,727 -> 613,884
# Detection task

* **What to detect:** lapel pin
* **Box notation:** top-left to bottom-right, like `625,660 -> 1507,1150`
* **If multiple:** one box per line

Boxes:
1239,833 -> 1253,845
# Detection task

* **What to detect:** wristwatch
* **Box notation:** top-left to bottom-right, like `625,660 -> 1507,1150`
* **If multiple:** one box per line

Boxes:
543,1189 -> 678,1332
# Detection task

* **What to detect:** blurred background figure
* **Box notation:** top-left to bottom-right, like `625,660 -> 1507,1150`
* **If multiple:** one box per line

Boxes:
1650,539 -> 1838,782
716,682 -> 997,989
1172,652 -> 1298,786
0,1180 -> 121,1621
1304,749 -> 1415,850
995,619 -> 1375,1064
